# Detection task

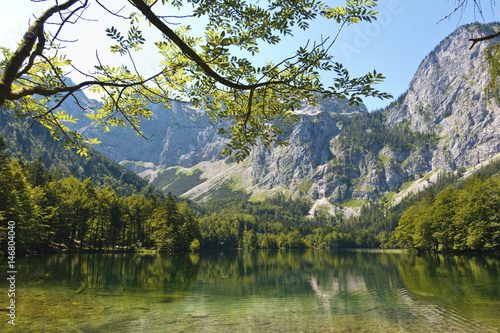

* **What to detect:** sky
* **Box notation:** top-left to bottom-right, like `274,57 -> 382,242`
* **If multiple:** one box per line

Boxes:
1,0 -> 499,111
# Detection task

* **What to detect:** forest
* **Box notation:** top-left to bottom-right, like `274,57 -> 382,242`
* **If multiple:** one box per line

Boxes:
192,158 -> 500,253
334,108 -> 439,155
393,176 -> 500,252
0,137 -> 201,254
1,129 -> 500,255
0,109 -> 160,198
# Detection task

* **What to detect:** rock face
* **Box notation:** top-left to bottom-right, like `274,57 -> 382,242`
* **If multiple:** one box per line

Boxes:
81,101 -> 228,168
76,23 -> 500,214
387,23 -> 500,171
250,106 -> 364,194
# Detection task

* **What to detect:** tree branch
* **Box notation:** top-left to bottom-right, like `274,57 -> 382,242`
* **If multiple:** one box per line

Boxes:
469,30 -> 500,50
51,0 -> 90,46
6,72 -> 163,101
16,29 -> 46,79
129,0 -> 251,90
0,0 -> 81,100
243,88 -> 255,130
129,0 -> 287,92
95,0 -> 131,20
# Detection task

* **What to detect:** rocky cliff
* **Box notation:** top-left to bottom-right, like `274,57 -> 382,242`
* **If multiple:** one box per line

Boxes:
76,23 -> 500,216
388,23 -> 500,170
313,22 -> 500,212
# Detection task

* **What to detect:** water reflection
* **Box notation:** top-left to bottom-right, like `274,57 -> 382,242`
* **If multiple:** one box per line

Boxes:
14,252 -> 202,295
396,253 -> 500,332
1,250 -> 499,332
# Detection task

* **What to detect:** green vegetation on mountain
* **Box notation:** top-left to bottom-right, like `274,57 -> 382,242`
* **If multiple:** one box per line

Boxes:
334,111 -> 438,156
152,167 -> 205,196
2,124 -> 500,255
350,159 -> 500,253
191,156 -> 500,253
195,192 -> 392,250
198,194 -> 313,249
0,109 -> 159,197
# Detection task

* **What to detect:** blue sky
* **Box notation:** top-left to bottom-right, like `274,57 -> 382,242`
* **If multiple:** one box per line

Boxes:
1,0 -> 499,111
331,0 -> 500,110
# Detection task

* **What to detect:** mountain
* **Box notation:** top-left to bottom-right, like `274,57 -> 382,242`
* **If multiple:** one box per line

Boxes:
78,93 -> 368,205
69,23 -> 500,215
388,22 -> 500,169
314,22 -> 500,211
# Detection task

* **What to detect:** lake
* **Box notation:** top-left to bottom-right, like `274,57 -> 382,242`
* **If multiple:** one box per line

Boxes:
1,250 -> 499,332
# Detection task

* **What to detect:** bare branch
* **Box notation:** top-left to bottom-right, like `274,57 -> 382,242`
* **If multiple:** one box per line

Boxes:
438,0 -> 469,23
439,0 -> 497,24
95,0 -> 132,20
157,14 -> 195,19
470,30 -> 500,49
52,0 -> 90,46
47,90 -> 78,115
243,88 -> 255,130
70,92 -> 98,111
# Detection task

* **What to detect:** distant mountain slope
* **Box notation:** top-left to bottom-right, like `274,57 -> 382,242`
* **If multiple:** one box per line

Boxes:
57,22 -> 500,216
0,107 -> 159,197
74,89 -> 368,204
80,100 -> 230,168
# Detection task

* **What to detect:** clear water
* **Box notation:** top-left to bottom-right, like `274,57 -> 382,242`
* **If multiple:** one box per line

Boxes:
1,250 -> 499,332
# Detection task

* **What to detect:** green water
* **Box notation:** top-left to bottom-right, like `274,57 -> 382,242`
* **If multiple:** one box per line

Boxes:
1,250 -> 499,332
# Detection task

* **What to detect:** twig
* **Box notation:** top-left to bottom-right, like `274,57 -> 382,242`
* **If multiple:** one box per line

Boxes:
469,30 -> 500,49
